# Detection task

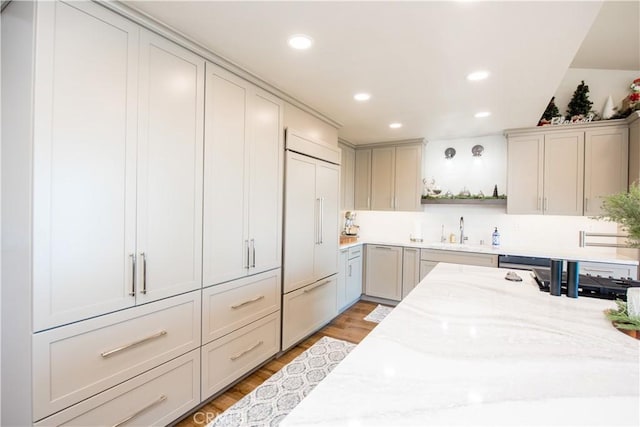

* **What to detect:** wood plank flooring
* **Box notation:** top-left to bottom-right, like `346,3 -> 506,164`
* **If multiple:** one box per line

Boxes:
174,300 -> 380,427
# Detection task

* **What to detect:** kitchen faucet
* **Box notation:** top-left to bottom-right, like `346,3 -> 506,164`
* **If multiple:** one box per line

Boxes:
459,216 -> 465,244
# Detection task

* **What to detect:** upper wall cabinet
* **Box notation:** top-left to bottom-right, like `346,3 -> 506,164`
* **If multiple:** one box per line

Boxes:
339,142 -> 355,211
506,121 -> 628,216
584,127 -> 628,216
31,1 -> 205,331
203,63 -> 284,287
354,149 -> 372,210
354,142 -> 423,212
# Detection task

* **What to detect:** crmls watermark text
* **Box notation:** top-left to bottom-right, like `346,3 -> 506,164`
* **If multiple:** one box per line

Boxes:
192,410 -> 222,424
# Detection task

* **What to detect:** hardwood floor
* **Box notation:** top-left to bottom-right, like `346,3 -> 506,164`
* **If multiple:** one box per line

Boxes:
174,300 -> 380,427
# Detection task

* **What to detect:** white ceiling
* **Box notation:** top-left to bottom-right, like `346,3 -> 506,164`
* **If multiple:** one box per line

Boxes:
126,1 -> 639,145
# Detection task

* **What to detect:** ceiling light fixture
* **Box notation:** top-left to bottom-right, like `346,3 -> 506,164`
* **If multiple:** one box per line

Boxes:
354,93 -> 371,101
474,111 -> 491,118
467,70 -> 490,81
288,34 -> 313,50
445,147 -> 456,159
389,122 -> 403,129
472,145 -> 484,157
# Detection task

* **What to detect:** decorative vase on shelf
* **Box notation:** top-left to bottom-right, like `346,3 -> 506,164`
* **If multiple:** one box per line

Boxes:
602,95 -> 615,120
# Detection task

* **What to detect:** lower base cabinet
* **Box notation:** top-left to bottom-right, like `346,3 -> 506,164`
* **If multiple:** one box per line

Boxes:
201,311 -> 281,401
32,291 -> 202,421
338,245 -> 363,312
402,247 -> 420,298
282,275 -> 338,350
364,245 -> 403,301
36,349 -> 201,427
420,260 -> 438,281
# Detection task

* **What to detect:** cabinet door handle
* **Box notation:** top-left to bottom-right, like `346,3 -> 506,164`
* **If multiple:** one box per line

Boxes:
320,197 -> 324,244
251,238 -> 256,268
316,198 -> 321,244
405,248 -> 417,252
585,197 -> 589,212
231,295 -> 264,309
245,240 -> 250,269
230,340 -> 263,361
128,253 -> 136,297
583,267 -> 614,274
543,197 -> 548,211
111,395 -> 167,427
375,246 -> 392,250
348,264 -> 352,277
100,330 -> 167,358
139,252 -> 147,294
304,279 -> 331,293
367,196 -> 370,209
537,197 -> 541,211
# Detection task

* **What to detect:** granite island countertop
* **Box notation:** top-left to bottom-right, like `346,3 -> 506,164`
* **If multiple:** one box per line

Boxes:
282,263 -> 640,426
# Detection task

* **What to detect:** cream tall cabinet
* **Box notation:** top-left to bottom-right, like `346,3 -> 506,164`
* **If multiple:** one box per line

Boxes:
202,63 -> 283,286
4,0 -> 206,424
282,131 -> 340,350
28,3 -> 205,332
506,121 -> 628,216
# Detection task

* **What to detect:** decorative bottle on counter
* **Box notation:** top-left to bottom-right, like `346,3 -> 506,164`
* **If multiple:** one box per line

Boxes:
492,227 -> 500,248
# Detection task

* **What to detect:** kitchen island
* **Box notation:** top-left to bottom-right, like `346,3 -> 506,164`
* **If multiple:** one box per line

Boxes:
282,263 -> 640,426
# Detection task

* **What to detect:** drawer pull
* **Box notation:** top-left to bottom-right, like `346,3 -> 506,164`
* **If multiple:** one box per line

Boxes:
230,295 -> 265,309
100,330 -> 167,358
303,280 -> 330,293
583,268 -> 614,274
230,340 -> 263,361
375,246 -> 392,250
111,394 -> 167,427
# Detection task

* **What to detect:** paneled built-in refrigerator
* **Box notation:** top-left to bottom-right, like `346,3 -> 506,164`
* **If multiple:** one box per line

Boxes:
282,129 -> 340,350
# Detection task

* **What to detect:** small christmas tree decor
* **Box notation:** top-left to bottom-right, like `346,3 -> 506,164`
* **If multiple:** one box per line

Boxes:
566,80 -> 593,120
538,96 -> 560,126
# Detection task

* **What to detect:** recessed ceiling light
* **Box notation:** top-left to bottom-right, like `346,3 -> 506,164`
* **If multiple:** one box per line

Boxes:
389,122 -> 403,129
288,34 -> 313,50
354,93 -> 371,102
474,111 -> 491,118
467,70 -> 490,81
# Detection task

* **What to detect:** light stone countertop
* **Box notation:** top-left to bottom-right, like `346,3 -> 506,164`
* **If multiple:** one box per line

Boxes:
282,263 -> 640,426
339,239 -> 639,265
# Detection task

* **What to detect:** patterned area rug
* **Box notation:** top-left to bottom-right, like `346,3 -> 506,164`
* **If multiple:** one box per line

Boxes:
363,304 -> 393,323
209,336 -> 356,427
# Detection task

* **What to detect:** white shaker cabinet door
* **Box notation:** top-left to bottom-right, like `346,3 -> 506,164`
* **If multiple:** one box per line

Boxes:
314,161 -> 340,281
136,30 -> 204,304
247,90 -> 283,275
543,131 -> 584,216
584,127 -> 628,216
32,0 -> 140,331
507,134 -> 544,214
370,147 -> 395,211
203,64 -> 250,286
283,152 -> 317,293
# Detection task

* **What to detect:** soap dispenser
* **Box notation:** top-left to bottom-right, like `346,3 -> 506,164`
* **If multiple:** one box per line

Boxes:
492,227 -> 500,248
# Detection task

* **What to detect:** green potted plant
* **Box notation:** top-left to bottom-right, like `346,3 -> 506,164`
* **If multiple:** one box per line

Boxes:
599,182 -> 640,247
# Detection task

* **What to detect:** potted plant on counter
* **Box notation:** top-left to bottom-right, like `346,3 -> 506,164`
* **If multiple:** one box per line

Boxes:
599,182 -> 640,247
600,183 -> 640,338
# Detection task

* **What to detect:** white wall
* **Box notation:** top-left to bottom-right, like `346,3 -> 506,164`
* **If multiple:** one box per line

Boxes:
554,68 -> 639,118
424,134 -> 507,198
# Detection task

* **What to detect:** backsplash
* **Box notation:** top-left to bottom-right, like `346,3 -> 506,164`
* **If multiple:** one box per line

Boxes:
353,206 -> 623,255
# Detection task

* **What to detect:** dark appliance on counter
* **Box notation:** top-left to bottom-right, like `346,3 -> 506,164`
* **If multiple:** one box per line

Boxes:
497,255 -> 551,271
532,268 -> 640,301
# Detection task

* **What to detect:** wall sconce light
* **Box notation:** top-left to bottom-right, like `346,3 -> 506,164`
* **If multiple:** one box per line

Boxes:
472,144 -> 484,157
444,147 -> 456,159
